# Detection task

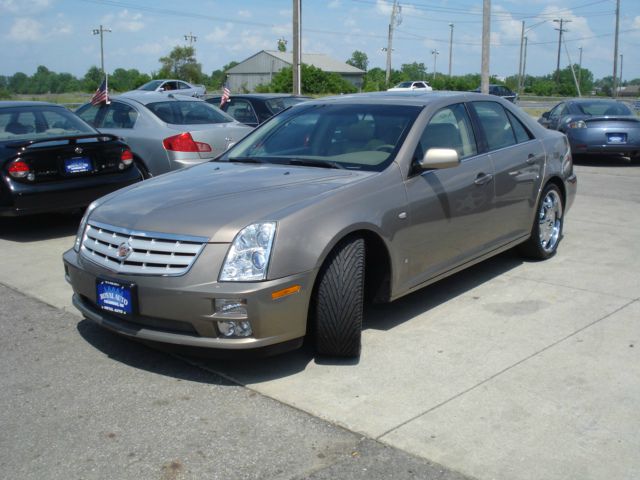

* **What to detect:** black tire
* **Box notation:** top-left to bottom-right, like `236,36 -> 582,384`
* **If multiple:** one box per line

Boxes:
519,183 -> 564,260
313,237 -> 365,358
134,158 -> 152,179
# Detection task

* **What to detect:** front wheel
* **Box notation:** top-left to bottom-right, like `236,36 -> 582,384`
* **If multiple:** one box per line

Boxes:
519,183 -> 564,260
312,237 -> 365,358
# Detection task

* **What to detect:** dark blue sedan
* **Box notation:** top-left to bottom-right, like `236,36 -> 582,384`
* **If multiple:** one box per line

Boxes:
538,99 -> 639,159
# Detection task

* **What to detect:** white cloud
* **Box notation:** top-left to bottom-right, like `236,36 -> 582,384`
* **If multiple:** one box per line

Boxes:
237,10 -> 251,18
205,23 -> 234,43
328,0 -> 341,8
0,0 -> 50,14
271,23 -> 290,37
7,17 -> 44,42
102,9 -> 145,33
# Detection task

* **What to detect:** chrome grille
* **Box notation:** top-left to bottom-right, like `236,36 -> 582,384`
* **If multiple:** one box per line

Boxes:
80,221 -> 208,276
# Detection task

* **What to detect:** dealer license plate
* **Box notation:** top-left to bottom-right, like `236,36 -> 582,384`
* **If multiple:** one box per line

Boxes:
64,157 -> 92,173
607,133 -> 626,144
96,279 -> 134,316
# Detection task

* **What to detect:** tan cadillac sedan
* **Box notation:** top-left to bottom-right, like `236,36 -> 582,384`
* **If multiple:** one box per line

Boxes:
63,92 -> 577,357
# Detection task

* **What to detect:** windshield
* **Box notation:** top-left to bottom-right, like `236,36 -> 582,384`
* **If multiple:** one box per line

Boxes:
577,101 -> 632,116
137,80 -> 163,91
394,82 -> 413,88
147,101 -> 234,125
0,106 -> 97,142
219,103 -> 421,172
265,97 -> 309,114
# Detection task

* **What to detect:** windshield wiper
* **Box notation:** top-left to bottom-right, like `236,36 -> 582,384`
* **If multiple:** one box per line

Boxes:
226,157 -> 266,164
286,159 -> 345,169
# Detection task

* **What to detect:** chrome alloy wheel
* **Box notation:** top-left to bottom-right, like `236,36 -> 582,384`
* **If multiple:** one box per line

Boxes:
538,189 -> 563,253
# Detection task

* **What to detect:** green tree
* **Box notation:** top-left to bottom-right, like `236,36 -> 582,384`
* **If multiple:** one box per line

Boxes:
110,68 -> 150,92
400,62 -> 427,80
9,72 -> 30,94
265,64 -> 356,94
346,51 -> 368,71
159,45 -> 203,83
210,61 -> 239,89
83,66 -> 103,92
277,38 -> 287,52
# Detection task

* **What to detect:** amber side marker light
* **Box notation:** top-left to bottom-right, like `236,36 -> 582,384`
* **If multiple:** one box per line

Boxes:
271,285 -> 301,300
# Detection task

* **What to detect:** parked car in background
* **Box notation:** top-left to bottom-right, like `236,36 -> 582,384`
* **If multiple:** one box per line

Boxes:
538,98 -> 640,159
64,91 -> 576,358
76,92 -> 253,177
133,79 -> 206,97
205,94 -> 310,128
0,101 -> 141,216
472,85 -> 518,103
387,81 -> 433,92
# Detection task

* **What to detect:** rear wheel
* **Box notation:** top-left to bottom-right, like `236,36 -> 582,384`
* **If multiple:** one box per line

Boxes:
313,237 -> 365,358
519,183 -> 564,260
134,158 -> 152,179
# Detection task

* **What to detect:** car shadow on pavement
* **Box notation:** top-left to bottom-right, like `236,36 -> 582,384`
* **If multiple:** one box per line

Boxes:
363,249 -> 523,332
76,319 -> 239,386
0,212 -> 81,241
573,154 -> 638,167
76,249 -> 524,384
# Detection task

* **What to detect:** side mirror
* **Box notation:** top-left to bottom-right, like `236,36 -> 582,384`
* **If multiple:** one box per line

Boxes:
417,148 -> 460,170
541,112 -> 550,120
158,87 -> 165,92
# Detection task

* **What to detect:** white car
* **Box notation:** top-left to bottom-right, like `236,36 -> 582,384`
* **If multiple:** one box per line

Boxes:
387,81 -> 433,92
134,79 -> 206,97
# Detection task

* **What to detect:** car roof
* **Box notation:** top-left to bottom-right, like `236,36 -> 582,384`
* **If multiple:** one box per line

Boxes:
207,93 -> 309,99
309,90 -> 485,106
116,91 -> 204,105
0,100 -> 63,108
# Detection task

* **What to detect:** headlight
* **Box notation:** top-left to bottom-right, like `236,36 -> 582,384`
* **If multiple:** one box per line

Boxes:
73,201 -> 98,252
219,222 -> 276,281
567,120 -> 586,129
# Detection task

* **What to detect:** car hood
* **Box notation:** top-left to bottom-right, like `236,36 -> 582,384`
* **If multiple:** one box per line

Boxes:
90,161 -> 371,242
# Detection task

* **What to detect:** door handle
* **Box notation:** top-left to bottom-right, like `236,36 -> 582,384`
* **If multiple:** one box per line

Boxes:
474,173 -> 493,185
526,154 -> 536,165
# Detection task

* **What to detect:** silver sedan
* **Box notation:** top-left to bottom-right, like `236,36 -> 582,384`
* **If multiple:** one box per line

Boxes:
76,92 -> 253,177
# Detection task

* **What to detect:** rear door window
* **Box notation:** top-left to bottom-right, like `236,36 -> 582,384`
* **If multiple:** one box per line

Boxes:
147,101 -> 233,125
472,101 -> 517,151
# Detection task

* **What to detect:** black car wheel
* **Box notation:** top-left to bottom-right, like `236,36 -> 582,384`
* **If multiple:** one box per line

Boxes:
313,237 -> 365,358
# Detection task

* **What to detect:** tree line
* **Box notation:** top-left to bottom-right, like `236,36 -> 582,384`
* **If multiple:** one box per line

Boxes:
1,46 -> 637,99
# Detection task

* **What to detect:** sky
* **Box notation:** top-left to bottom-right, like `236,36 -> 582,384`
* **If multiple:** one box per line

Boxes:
1,0 -> 638,83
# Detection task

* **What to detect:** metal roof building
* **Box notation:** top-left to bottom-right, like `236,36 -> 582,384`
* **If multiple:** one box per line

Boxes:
225,50 -> 365,92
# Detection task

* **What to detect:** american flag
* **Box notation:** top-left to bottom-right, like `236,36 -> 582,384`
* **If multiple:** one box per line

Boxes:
220,85 -> 231,107
91,78 -> 109,106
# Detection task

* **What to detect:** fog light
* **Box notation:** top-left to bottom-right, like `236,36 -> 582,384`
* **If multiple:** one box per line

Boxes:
217,320 -> 253,338
214,298 -> 247,318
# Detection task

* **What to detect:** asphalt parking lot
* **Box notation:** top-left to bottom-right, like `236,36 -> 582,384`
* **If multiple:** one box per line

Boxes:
1,155 -> 639,480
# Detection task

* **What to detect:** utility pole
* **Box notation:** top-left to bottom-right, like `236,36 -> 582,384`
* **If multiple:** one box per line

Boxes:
92,25 -> 112,75
431,49 -> 439,81
448,23 -> 454,76
522,36 -> 528,92
517,21 -> 525,95
293,0 -> 301,95
184,32 -> 197,45
480,0 -> 490,94
620,53 -> 624,89
553,18 -> 570,84
612,0 -> 620,97
385,0 -> 401,86
578,46 -> 583,88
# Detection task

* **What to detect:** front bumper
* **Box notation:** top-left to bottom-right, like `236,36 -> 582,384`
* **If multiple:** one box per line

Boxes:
63,247 -> 314,351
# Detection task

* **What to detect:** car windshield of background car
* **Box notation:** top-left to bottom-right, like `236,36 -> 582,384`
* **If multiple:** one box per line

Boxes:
220,103 -> 421,172
579,101 -> 632,116
147,101 -> 234,125
0,107 -> 97,142
137,80 -> 163,91
265,97 -> 308,114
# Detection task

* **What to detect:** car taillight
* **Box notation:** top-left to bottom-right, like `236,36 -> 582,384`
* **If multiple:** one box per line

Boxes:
119,149 -> 134,169
162,132 -> 212,153
8,160 -> 31,179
